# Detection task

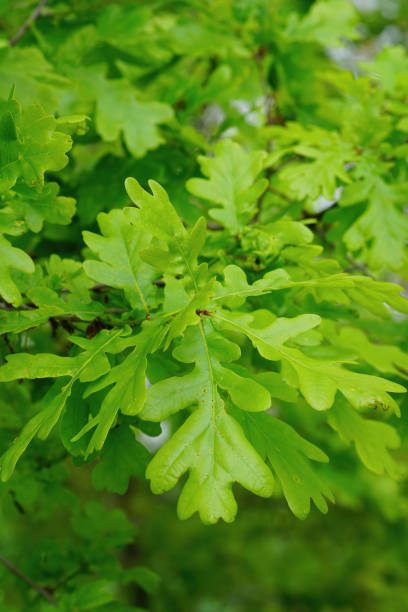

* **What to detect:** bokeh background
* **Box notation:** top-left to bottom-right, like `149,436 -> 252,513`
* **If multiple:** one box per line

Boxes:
1,1 -> 408,611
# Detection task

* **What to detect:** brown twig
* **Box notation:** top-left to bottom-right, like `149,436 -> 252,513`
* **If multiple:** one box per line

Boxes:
9,0 -> 48,46
3,334 -> 14,353
254,46 -> 274,125
345,254 -> 376,279
254,46 -> 285,127
0,554 -> 57,605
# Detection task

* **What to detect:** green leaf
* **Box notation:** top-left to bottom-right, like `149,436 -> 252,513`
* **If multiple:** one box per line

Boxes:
328,402 -> 402,479
240,220 -> 313,260
71,500 -> 135,547
287,0 -> 359,46
338,275 -> 408,318
0,287 -> 104,334
9,182 -> 76,232
212,265 -> 292,308
125,177 -> 187,243
0,235 -> 34,306
144,323 -> 274,523
140,324 -> 271,422
0,326 -> 130,382
125,177 -> 207,283
331,325 -> 408,377
92,425 -> 150,494
282,244 -> 408,317
341,179 -> 408,272
214,310 -> 405,413
73,320 -> 164,455
162,278 -> 216,350
0,97 -> 72,192
0,328 -> 135,478
0,381 -> 69,481
359,45 -> 408,94
147,403 -> 274,524
253,371 -> 299,403
83,207 -> 156,312
1,1 -> 408,531
67,579 -> 116,610
233,409 -> 333,518
96,4 -> 151,49
267,123 -> 353,204
123,565 -> 161,595
75,66 -> 173,157
0,47 -> 66,112
60,385 -> 91,456
45,254 -> 97,297
187,140 -> 268,234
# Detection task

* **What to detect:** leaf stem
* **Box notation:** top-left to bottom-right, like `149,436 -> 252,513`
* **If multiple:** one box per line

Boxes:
198,319 -> 216,428
61,327 -> 124,394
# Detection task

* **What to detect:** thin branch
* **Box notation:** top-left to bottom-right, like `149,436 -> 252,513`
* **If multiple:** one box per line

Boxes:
0,554 -> 57,605
3,334 -> 14,353
9,0 -> 48,46
254,46 -> 285,127
0,302 -> 35,311
345,255 -> 376,279
89,284 -> 110,293
269,186 -> 292,204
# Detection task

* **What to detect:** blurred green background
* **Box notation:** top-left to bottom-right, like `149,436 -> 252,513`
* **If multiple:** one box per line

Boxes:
2,459 -> 408,612
1,1 -> 408,611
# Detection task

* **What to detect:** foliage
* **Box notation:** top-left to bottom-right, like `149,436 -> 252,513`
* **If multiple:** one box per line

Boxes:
0,0 -> 408,609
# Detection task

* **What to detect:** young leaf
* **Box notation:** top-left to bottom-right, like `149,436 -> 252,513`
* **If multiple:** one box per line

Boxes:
328,402 -> 402,479
267,123 -> 353,204
9,182 -> 76,233
125,177 -> 187,242
233,409 -> 333,518
143,323 -> 274,523
332,326 -> 408,377
0,97 -> 72,192
0,287 -> 104,334
213,310 -> 405,413
287,0 -> 359,46
73,320 -> 165,455
125,177 -> 207,282
140,324 -> 271,422
341,179 -> 408,272
147,402 -> 274,524
0,47 -> 65,112
212,265 -> 292,308
187,140 -> 268,235
0,235 -> 34,306
83,207 -> 156,313
75,66 -> 173,157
